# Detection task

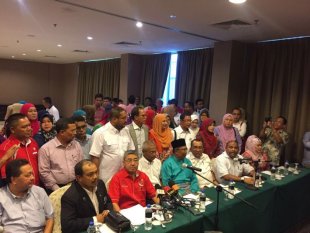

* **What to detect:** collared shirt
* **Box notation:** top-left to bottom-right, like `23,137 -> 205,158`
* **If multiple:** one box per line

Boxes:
108,168 -> 156,209
90,122 -> 135,183
76,135 -> 92,159
38,137 -> 84,190
47,105 -> 60,122
174,126 -> 196,150
94,107 -> 105,125
82,186 -> 99,215
262,128 -> 289,166
132,122 -> 146,157
0,136 -> 39,185
0,185 -> 53,233
214,151 -> 254,184
161,155 -> 199,195
187,152 -> 213,188
138,156 -> 161,185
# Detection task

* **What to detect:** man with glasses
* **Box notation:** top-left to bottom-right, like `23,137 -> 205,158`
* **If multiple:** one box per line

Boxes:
108,151 -> 159,212
161,139 -> 199,195
73,115 -> 92,159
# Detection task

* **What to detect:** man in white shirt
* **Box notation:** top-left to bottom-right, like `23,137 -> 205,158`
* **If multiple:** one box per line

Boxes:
138,140 -> 161,186
90,107 -> 135,183
173,112 -> 196,150
42,97 -> 60,122
213,140 -> 254,185
127,106 -> 148,157
187,139 -> 217,188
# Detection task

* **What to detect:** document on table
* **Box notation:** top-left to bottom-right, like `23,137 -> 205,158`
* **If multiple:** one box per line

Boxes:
99,223 -> 116,233
183,193 -> 213,206
120,204 -> 145,225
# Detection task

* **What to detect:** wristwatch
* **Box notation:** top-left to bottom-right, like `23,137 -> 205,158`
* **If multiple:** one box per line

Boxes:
240,177 -> 245,182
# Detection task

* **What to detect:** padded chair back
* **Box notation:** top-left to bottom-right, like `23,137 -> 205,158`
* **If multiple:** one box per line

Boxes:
49,184 -> 71,233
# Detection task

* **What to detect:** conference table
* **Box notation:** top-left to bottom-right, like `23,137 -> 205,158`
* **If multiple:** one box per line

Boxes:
124,167 -> 310,233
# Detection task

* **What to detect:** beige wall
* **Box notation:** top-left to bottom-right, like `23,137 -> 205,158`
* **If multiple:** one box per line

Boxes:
0,59 -> 78,118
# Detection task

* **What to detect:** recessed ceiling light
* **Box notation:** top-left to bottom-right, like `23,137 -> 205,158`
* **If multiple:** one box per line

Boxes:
57,44 -> 62,47
11,56 -> 15,58
136,21 -> 143,28
87,36 -> 93,40
170,15 -> 177,19
229,0 -> 247,4
36,49 -> 41,52
22,53 -> 26,56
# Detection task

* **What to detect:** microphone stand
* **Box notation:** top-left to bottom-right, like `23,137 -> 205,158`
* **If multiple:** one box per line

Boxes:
192,170 -> 258,231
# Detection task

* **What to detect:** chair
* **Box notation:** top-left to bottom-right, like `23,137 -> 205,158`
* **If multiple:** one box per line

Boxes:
49,184 -> 71,233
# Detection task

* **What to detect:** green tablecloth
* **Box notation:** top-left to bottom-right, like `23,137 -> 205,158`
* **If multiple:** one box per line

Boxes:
120,168 -> 310,233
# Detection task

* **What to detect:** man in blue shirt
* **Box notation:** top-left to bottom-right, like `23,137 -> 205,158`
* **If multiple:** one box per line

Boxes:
161,139 -> 199,195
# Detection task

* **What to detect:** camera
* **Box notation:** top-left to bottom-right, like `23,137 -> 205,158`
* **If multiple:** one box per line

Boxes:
264,116 -> 272,122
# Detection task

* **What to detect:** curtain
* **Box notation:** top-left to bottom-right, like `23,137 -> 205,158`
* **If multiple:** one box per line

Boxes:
140,53 -> 171,101
175,48 -> 213,107
244,38 -> 310,162
77,59 -> 120,107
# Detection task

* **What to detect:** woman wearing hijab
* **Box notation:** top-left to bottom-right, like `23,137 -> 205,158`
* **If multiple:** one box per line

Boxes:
243,135 -> 269,171
214,113 -> 242,154
149,114 -> 173,161
20,103 -> 40,136
33,111 -> 57,148
197,118 -> 220,158
190,115 -> 199,138
198,108 -> 209,126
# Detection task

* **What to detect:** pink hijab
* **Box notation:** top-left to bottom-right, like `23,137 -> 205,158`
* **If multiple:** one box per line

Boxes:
20,103 -> 40,136
216,114 -> 235,149
244,135 -> 262,160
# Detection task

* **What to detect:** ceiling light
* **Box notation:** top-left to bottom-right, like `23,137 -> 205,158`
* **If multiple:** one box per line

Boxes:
22,53 -> 26,56
170,15 -> 176,19
229,0 -> 247,4
136,21 -> 143,28
57,44 -> 62,47
87,36 -> 93,40
36,49 -> 41,52
11,56 -> 15,58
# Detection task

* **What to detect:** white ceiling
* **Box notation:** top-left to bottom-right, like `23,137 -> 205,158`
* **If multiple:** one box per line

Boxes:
0,0 -> 309,64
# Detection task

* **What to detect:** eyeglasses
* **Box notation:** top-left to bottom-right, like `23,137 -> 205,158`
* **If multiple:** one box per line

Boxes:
124,159 -> 139,163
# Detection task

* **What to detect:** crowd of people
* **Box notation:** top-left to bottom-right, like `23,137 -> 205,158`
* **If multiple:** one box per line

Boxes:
0,93 -> 308,233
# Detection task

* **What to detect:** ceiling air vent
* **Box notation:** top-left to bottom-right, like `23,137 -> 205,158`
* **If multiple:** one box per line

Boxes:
73,49 -> 89,53
114,41 -> 142,46
212,19 -> 251,30
44,55 -> 57,58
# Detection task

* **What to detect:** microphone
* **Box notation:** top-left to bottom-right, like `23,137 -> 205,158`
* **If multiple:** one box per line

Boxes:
167,180 -> 179,196
182,163 -> 202,172
233,157 -> 251,163
155,184 -> 165,196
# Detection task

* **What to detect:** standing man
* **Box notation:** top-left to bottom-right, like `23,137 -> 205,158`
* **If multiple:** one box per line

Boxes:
213,140 -> 254,185
187,139 -> 218,188
127,106 -> 148,158
138,140 -> 161,186
0,159 -> 54,233
39,118 -> 83,193
259,116 -> 289,166
90,107 -> 135,183
161,139 -> 199,195
0,113 -> 40,186
61,160 -> 112,233
94,93 -> 104,125
173,112 -> 196,150
108,151 -> 159,211
195,99 -> 205,115
73,115 -> 92,159
42,97 -> 60,122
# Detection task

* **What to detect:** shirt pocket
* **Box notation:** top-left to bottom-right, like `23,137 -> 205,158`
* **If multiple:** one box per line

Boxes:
121,138 -> 130,150
106,140 -> 119,152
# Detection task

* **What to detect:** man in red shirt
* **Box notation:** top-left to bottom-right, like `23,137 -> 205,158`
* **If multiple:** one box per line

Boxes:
0,113 -> 39,186
108,151 -> 159,211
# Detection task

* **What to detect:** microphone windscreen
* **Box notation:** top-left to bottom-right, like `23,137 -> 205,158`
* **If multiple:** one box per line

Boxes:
154,184 -> 162,190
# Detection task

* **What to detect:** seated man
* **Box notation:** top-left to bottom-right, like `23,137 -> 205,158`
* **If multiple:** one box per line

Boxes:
61,160 -> 112,233
138,140 -> 161,186
214,140 -> 254,185
108,151 -> 159,211
161,139 -> 199,195
187,139 -> 218,188
0,159 -> 53,233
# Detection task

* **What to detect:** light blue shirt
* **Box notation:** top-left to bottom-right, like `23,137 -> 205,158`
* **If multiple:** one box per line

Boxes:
0,185 -> 53,233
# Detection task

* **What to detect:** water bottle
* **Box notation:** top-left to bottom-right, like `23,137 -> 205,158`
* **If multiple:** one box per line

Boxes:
228,180 -> 235,199
270,166 -> 276,181
254,175 -> 260,188
87,221 -> 96,233
145,204 -> 153,230
199,193 -> 206,212
284,161 -> 289,175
